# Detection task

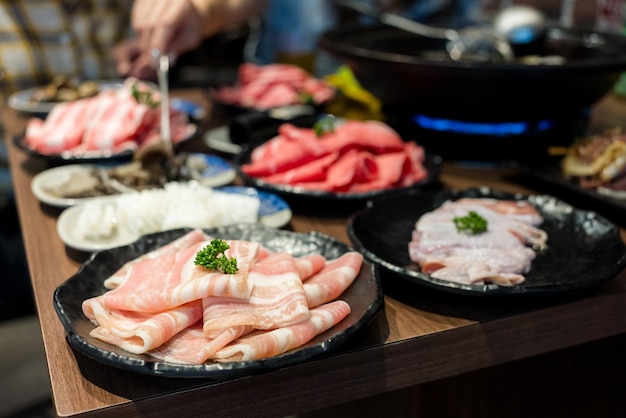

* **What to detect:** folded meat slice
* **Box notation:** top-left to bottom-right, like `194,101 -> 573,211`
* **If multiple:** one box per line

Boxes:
408,198 -> 547,286
102,238 -> 261,313
213,300 -> 351,362
201,252 -> 311,337
145,252 -> 359,364
103,228 -> 208,290
148,322 -> 253,364
82,296 -> 202,354
303,252 -> 363,308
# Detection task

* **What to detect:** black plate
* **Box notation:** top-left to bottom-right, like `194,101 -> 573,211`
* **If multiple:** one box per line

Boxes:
347,187 -> 626,297
514,160 -> 626,227
53,224 -> 383,378
13,123 -> 199,165
234,147 -> 442,210
319,23 -> 626,121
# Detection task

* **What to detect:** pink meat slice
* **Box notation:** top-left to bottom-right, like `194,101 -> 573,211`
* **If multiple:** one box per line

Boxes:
148,322 -> 253,364
103,229 -> 209,290
213,300 -> 351,362
243,124 -> 327,177
82,296 -> 202,354
323,120 -> 406,155
144,251 -> 357,364
201,252 -> 311,337
303,252 -> 363,308
24,100 -> 87,154
326,149 -> 378,191
261,151 -> 339,185
102,239 -> 261,313
408,198 -> 547,286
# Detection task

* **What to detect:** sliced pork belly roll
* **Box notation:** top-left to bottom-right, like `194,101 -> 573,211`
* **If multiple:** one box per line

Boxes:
213,300 -> 351,362
201,252 -> 311,336
102,237 -> 261,313
82,296 -> 202,354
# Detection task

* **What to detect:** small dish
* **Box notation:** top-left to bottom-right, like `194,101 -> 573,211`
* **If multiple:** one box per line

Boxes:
57,186 -> 292,252
31,154 -> 236,208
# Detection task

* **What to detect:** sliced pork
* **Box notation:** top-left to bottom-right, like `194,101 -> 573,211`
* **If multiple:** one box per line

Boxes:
408,198 -> 547,286
83,229 -> 363,364
24,78 -> 194,156
212,63 -> 335,109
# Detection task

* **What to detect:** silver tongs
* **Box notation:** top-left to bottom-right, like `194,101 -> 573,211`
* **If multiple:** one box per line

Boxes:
157,54 -> 173,154
134,52 -> 174,165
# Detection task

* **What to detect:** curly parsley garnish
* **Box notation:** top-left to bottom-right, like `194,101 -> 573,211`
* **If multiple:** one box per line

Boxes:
194,239 -> 238,274
453,211 -> 488,234
313,114 -> 336,137
131,83 -> 159,108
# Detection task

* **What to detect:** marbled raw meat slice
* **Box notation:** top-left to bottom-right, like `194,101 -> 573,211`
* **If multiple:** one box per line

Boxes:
24,99 -> 88,154
326,149 -> 378,190
243,123 -> 327,177
324,120 -> 406,155
82,296 -> 202,354
147,252 -> 358,364
103,229 -> 209,290
261,152 -> 340,185
212,300 -> 351,362
303,252 -> 363,308
148,322 -> 253,364
102,239 -> 261,313
408,198 -> 547,286
201,252 -> 311,337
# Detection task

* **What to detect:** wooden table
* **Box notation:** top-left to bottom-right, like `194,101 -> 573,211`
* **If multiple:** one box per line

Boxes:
4,91 -> 626,418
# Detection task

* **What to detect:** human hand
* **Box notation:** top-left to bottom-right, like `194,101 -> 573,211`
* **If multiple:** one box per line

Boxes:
118,0 -> 207,78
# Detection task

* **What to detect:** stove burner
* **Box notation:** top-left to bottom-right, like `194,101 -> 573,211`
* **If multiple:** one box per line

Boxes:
386,109 -> 590,163
412,114 -> 555,137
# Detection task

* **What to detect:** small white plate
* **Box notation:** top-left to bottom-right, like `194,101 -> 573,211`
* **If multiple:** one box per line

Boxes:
8,80 -> 125,114
31,154 -> 236,208
57,186 -> 292,252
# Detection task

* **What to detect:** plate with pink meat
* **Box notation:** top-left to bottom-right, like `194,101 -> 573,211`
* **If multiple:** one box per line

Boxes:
13,78 -> 199,164
53,224 -> 383,377
234,118 -> 442,209
211,63 -> 335,113
347,187 -> 626,297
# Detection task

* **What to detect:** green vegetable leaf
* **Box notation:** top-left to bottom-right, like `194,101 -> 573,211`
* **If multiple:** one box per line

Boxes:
313,114 -> 336,137
131,83 -> 159,108
453,211 -> 488,234
297,91 -> 314,105
194,239 -> 239,274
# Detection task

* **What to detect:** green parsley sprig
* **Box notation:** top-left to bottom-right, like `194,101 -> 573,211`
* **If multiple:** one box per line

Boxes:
194,239 -> 239,274
453,211 -> 488,234
130,83 -> 159,108
313,114 -> 336,137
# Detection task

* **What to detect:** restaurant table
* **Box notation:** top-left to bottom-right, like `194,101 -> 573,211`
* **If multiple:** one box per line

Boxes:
3,89 -> 626,418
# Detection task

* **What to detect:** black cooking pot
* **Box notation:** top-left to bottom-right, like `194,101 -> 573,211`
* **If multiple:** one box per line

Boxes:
318,23 -> 626,121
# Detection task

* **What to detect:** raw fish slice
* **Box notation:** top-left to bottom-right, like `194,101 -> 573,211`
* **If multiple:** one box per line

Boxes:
213,300 -> 351,362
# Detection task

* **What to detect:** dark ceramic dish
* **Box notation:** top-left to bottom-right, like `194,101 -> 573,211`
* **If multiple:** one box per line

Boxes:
53,224 -> 383,378
234,148 -> 442,210
13,123 -> 198,165
347,187 -> 626,297
513,160 -> 626,228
